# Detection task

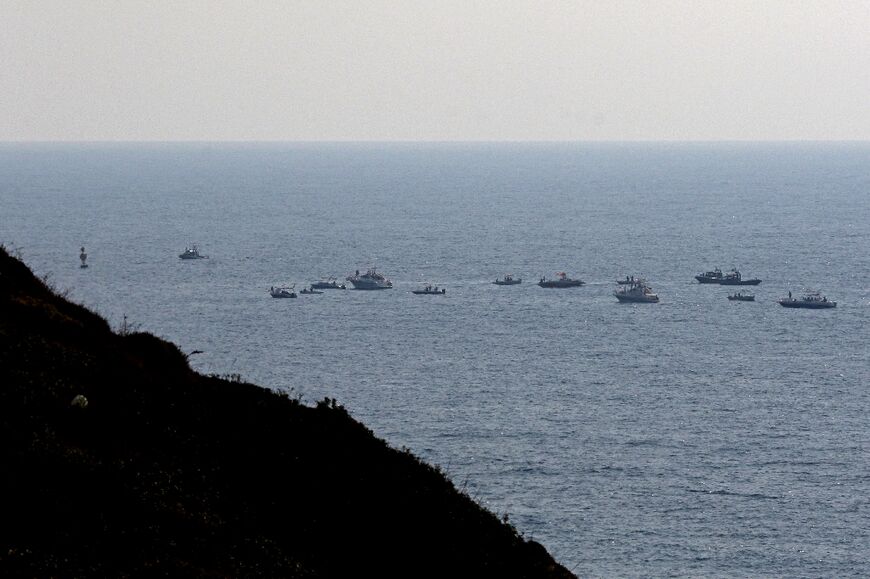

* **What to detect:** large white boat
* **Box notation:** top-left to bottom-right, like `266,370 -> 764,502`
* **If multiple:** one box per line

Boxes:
346,267 -> 393,290
614,279 -> 659,303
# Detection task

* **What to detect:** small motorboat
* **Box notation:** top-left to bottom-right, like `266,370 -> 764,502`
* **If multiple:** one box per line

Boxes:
727,292 -> 755,301
269,286 -> 297,298
538,272 -> 584,288
614,279 -> 659,303
179,245 -> 208,259
311,277 -> 347,290
493,274 -> 522,285
299,286 -> 324,295
412,285 -> 446,295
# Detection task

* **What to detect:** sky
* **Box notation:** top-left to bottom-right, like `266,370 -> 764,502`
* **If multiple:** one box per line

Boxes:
2,1 -> 869,141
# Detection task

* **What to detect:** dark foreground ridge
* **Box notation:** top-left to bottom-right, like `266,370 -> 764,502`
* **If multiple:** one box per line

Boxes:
0,247 -> 573,578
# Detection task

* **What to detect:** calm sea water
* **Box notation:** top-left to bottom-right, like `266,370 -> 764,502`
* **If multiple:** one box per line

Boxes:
2,142 -> 868,576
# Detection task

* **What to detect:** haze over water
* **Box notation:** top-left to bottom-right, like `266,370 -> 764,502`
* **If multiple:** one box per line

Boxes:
2,142 -> 868,576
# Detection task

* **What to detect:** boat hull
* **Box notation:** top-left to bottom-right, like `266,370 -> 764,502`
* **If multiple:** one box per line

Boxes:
349,282 -> 392,290
412,290 -> 446,295
615,294 -> 659,303
778,300 -> 835,309
493,280 -> 521,285
728,296 -> 755,301
538,280 -> 584,288
720,278 -> 761,286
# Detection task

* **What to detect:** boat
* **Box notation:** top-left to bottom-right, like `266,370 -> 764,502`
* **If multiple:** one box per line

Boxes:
311,277 -> 347,290
179,245 -> 207,260
538,272 -> 585,288
412,285 -> 446,295
299,286 -> 324,295
778,292 -> 836,309
719,269 -> 762,286
727,292 -> 755,301
269,286 -> 297,298
493,274 -> 522,285
79,246 -> 88,269
695,268 -> 724,283
614,279 -> 659,303
346,267 -> 393,290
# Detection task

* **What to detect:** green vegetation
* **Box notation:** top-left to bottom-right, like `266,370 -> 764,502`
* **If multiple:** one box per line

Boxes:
0,247 -> 573,577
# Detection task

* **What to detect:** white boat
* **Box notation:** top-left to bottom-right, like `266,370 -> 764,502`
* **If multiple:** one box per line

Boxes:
346,267 -> 392,290
412,284 -> 446,295
727,292 -> 755,302
269,286 -> 297,298
493,274 -> 522,285
614,279 -> 659,303
179,245 -> 207,260
311,277 -> 346,290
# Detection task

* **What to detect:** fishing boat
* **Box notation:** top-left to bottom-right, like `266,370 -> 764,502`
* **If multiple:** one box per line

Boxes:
269,286 -> 297,298
727,292 -> 755,301
311,277 -> 346,290
346,267 -> 392,290
493,274 -> 522,285
412,285 -> 446,295
538,272 -> 584,288
778,292 -> 836,309
614,279 -> 659,303
179,245 -> 207,260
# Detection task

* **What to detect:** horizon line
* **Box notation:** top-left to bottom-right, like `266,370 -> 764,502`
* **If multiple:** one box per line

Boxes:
2,138 -> 870,145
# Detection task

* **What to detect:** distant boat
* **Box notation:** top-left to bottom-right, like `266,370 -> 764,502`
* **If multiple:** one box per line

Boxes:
727,292 -> 755,301
269,286 -> 297,298
719,269 -> 762,286
311,277 -> 346,290
346,267 -> 392,290
299,286 -> 324,295
614,279 -> 659,303
493,274 -> 522,285
778,292 -> 836,309
538,272 -> 584,288
412,285 -> 446,295
79,246 -> 88,269
179,245 -> 207,260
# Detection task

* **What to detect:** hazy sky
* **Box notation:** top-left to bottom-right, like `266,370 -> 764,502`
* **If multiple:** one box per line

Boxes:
3,1 -> 869,141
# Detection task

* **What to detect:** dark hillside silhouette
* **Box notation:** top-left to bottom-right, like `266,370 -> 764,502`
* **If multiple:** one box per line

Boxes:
0,247 -> 573,577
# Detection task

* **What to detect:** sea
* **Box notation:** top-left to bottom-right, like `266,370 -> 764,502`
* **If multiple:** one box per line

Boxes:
1,142 -> 868,577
